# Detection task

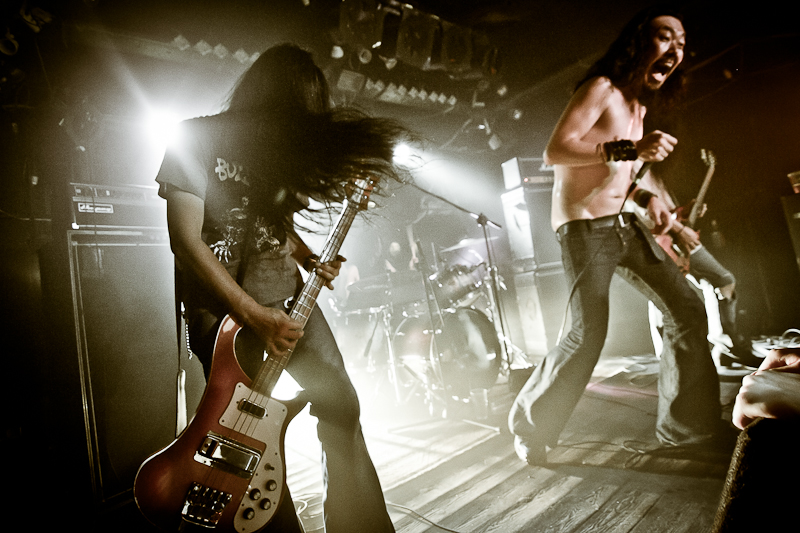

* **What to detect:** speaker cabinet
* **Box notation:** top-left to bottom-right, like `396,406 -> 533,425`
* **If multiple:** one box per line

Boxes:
513,266 -> 653,358
66,228 -> 205,505
514,266 -> 570,355
501,158 -> 561,269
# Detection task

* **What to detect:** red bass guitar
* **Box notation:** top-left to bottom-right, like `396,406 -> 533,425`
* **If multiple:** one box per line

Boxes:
134,178 -> 375,532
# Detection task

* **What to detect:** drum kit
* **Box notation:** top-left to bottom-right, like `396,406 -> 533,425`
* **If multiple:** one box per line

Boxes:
334,233 -> 510,418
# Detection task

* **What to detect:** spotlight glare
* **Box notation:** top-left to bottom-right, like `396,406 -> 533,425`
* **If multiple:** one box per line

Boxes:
393,142 -> 420,168
145,109 -> 181,148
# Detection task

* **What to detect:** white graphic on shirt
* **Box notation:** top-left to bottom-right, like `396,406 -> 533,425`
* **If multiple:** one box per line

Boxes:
209,196 -> 280,262
215,157 -> 250,186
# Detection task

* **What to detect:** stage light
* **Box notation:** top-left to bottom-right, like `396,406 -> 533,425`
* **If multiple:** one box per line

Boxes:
331,45 -> 344,59
381,56 -> 398,70
213,44 -> 229,60
392,142 -> 423,170
144,109 -> 181,148
194,40 -> 212,56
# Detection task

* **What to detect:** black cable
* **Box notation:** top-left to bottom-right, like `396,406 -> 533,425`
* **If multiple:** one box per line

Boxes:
385,502 -> 464,533
554,164 -> 647,344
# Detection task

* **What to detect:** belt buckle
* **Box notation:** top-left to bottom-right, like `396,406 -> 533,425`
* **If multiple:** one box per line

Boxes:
617,213 -> 630,228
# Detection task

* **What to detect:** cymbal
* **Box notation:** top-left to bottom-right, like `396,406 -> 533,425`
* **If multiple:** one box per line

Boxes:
440,236 -> 498,253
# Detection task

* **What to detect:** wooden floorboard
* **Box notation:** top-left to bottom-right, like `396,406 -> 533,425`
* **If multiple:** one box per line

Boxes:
91,350 -> 743,532
282,351 -> 745,533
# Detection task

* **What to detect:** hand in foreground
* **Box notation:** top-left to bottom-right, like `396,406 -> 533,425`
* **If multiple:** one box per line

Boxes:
732,348 -> 800,429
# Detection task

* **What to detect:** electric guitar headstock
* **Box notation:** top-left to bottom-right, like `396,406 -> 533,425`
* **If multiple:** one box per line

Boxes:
688,149 -> 717,229
701,148 -> 716,171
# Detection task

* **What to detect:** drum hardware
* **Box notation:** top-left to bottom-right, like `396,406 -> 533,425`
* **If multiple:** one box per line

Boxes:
408,182 -> 533,377
429,262 -> 485,309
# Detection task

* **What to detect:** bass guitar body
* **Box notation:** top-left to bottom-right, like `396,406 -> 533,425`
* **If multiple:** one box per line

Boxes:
134,316 -> 306,532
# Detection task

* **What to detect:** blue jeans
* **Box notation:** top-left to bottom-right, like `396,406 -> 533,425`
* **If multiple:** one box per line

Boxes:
509,214 -> 722,447
188,303 -> 395,533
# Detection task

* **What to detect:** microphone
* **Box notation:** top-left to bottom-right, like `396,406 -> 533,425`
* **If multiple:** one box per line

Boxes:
627,161 -> 652,196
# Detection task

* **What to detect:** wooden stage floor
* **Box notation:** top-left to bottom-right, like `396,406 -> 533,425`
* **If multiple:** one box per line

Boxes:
95,351 -> 745,532
284,352 -> 744,533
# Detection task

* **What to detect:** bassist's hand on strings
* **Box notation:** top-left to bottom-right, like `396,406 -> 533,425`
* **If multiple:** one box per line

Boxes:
732,348 -> 800,429
304,254 -> 347,290
248,306 -> 304,357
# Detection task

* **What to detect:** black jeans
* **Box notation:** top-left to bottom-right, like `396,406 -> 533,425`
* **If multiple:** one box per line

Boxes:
509,214 -> 722,447
188,303 -> 395,533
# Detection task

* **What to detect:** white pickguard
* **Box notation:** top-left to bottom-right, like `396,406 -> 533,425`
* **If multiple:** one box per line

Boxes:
219,382 -> 288,532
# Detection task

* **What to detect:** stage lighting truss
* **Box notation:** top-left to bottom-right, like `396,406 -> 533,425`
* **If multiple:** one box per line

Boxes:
338,0 -> 500,79
172,34 -> 259,65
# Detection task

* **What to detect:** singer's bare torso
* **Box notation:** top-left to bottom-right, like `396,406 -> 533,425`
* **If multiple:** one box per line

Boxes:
548,78 -> 646,230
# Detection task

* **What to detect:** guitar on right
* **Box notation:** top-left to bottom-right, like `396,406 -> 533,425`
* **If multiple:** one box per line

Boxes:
648,149 -> 763,368
654,148 -> 716,273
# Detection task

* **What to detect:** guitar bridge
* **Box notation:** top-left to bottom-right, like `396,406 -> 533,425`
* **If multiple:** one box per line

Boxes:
194,431 -> 261,478
181,482 -> 232,528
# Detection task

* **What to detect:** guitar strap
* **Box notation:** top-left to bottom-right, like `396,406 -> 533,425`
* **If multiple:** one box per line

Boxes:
173,264 -> 189,436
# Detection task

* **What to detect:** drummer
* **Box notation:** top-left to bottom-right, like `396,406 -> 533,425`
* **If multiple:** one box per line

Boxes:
385,240 -> 419,273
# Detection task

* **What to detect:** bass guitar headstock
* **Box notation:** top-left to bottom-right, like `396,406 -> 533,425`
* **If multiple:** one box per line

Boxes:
346,177 -> 376,211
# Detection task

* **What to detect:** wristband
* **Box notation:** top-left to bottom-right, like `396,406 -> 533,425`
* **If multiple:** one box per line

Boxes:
633,189 -> 657,208
303,254 -> 320,272
603,140 -> 638,162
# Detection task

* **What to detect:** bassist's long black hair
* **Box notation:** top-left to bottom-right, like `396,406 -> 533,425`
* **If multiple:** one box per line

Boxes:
222,43 -> 414,236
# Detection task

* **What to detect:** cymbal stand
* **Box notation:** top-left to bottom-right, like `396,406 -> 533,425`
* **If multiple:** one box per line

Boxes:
408,182 -> 527,374
413,241 -> 456,416
474,214 -> 531,374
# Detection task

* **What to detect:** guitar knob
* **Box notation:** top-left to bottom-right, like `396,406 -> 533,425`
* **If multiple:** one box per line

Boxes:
249,489 -> 262,501
243,508 -> 255,520
260,499 -> 272,510
266,480 -> 278,491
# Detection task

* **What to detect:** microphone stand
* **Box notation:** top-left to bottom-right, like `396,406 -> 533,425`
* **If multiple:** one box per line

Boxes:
407,182 -> 518,375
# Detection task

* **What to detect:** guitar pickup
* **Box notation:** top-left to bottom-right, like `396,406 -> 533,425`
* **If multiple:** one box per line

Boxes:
195,432 -> 261,479
238,398 -> 267,419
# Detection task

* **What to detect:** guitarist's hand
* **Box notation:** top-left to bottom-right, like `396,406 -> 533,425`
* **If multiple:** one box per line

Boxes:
673,225 -> 702,254
249,306 -> 304,356
646,195 -> 674,235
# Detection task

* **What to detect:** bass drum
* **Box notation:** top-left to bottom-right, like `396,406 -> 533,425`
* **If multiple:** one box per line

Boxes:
392,308 -> 501,398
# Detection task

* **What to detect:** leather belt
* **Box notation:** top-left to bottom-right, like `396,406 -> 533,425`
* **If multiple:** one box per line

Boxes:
556,212 -> 634,239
